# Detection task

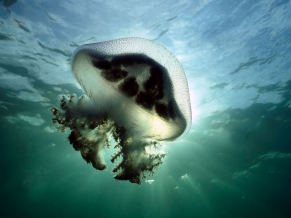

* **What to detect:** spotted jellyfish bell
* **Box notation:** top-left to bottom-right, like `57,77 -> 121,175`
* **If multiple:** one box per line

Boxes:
51,37 -> 191,184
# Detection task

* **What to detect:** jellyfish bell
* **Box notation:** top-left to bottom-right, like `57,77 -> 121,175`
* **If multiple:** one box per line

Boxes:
72,37 -> 191,140
51,37 -> 191,184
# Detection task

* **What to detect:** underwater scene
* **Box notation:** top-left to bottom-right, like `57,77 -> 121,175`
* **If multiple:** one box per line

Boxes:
0,0 -> 291,217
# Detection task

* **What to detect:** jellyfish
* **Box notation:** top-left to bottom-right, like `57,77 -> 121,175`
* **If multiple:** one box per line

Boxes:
51,37 -> 191,184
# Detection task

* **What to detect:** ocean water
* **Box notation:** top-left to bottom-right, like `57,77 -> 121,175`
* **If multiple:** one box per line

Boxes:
1,0 -> 291,217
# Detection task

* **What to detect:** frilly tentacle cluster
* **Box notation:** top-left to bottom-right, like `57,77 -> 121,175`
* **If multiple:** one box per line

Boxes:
50,94 -> 167,184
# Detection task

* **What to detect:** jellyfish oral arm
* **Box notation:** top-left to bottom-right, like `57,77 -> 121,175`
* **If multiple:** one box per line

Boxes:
51,94 -> 166,184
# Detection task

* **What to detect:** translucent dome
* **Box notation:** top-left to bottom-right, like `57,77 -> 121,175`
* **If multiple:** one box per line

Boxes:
72,37 -> 191,140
